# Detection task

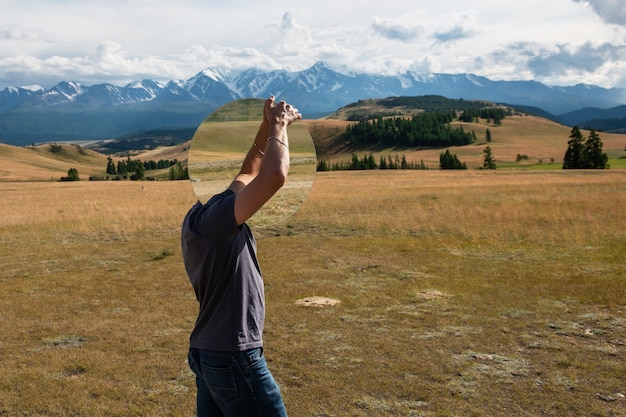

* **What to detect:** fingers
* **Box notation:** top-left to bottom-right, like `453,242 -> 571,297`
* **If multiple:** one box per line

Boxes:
282,102 -> 301,120
267,96 -> 301,121
263,97 -> 274,122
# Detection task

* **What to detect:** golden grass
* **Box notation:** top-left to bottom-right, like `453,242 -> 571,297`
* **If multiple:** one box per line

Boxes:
0,142 -> 192,183
125,141 -> 191,162
304,115 -> 626,170
0,143 -> 110,181
0,180 -> 195,416
1,169 -> 624,416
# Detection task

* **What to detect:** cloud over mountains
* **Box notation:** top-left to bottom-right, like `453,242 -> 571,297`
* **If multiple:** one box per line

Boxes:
1,1 -> 625,91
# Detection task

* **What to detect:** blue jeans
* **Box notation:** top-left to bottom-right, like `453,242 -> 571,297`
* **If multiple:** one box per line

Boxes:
188,347 -> 287,417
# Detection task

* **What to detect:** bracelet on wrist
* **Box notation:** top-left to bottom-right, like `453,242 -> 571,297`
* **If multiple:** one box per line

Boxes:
268,136 -> 288,148
253,142 -> 265,156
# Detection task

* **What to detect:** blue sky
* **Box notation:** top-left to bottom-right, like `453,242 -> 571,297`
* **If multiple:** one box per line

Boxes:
1,0 -> 625,89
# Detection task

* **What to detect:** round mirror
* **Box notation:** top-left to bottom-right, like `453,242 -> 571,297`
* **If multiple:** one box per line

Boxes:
187,98 -> 317,227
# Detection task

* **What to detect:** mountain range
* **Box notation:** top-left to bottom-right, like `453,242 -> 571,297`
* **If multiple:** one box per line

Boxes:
1,61 -> 625,146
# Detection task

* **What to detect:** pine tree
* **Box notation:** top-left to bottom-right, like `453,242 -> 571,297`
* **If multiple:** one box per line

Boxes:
440,149 -> 467,170
482,146 -> 496,170
132,164 -> 145,181
349,154 -> 360,170
316,160 -> 330,171
117,160 -> 127,176
486,128 -> 492,143
401,155 -> 409,169
106,157 -> 117,175
169,161 -> 189,180
583,129 -> 609,169
563,126 -> 585,169
366,154 -> 377,169
68,168 -> 79,181
61,168 -> 80,181
440,150 -> 451,169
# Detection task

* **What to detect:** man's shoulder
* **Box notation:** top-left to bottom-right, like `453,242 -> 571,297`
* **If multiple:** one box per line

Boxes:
183,190 -> 238,237
205,189 -> 235,206
187,189 -> 234,216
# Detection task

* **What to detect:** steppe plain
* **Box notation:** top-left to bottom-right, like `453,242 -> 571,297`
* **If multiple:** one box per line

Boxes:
0,113 -> 624,416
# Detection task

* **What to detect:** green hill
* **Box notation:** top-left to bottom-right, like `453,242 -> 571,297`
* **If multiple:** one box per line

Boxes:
305,97 -> 626,170
327,95 -> 498,121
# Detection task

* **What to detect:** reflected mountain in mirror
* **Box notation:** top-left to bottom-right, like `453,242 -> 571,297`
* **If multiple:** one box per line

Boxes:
188,98 -> 317,227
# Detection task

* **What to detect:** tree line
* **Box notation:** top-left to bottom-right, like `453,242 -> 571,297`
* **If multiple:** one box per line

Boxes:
106,156 -> 181,177
317,154 -> 429,171
316,149 -> 497,172
64,156 -> 191,181
342,111 -> 477,147
372,95 -> 497,112
458,107 -> 507,125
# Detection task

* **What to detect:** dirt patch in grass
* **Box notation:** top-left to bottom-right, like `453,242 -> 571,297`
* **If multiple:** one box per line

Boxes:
295,296 -> 342,307
416,289 -> 451,300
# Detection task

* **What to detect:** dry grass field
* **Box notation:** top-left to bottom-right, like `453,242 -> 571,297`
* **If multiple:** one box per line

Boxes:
0,109 -> 625,416
0,168 -> 624,417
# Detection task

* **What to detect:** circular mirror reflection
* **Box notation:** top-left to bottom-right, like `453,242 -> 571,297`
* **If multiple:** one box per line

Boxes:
188,98 -> 317,227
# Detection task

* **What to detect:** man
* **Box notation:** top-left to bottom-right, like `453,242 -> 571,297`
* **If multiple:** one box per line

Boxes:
181,96 -> 301,417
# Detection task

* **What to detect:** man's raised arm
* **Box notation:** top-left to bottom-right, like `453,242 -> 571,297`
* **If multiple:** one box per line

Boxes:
229,97 -> 301,226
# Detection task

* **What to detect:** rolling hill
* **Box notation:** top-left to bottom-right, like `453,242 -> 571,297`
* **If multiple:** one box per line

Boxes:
0,141 -> 191,182
303,97 -> 626,170
2,97 -> 625,182
0,143 -> 110,182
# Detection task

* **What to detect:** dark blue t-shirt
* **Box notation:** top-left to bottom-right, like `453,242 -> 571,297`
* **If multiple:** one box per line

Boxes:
181,190 -> 265,351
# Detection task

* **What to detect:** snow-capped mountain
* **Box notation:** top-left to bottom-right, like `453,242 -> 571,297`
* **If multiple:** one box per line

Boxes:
0,61 -> 624,145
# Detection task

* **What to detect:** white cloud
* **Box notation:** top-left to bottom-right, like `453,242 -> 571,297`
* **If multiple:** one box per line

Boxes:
527,42 -> 625,76
0,27 -> 51,43
371,17 -> 422,41
573,0 -> 626,25
433,25 -> 477,43
0,1 -> 625,89
479,40 -> 626,87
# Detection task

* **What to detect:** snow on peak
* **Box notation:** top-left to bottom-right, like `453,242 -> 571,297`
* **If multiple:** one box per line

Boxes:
126,79 -> 164,89
21,85 -> 44,92
465,74 -> 485,87
199,67 -> 229,83
311,61 -> 332,71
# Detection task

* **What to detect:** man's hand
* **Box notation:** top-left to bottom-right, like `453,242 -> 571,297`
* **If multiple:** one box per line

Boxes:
265,96 -> 301,128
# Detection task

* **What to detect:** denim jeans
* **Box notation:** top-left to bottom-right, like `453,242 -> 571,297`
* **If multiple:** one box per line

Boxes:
188,347 -> 287,417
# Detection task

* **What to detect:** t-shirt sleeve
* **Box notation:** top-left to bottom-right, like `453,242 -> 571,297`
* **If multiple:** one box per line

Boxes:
193,191 -> 239,240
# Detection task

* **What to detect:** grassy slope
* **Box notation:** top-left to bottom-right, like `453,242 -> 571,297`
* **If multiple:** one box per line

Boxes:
304,115 -> 626,170
128,140 -> 191,162
0,141 -> 192,182
0,143 -> 110,181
